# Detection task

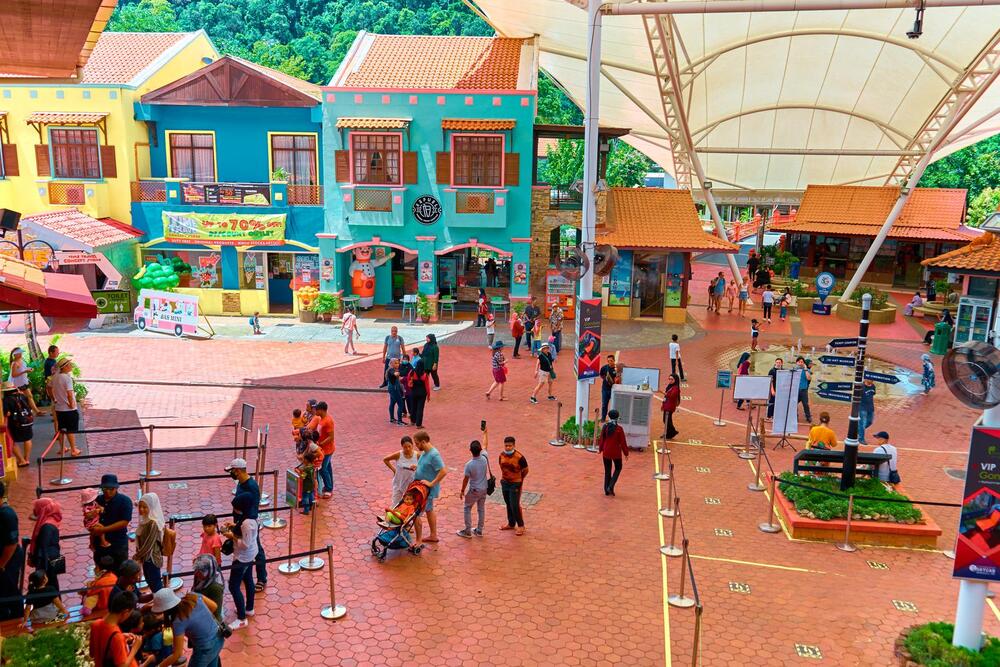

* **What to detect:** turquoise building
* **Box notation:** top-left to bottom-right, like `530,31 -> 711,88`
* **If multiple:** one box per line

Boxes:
129,55 -> 325,315
321,32 -> 539,311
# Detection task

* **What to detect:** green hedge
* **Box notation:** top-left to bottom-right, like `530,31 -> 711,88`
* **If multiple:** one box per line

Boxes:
0,335 -> 87,406
903,622 -> 1000,667
2,624 -> 89,666
778,472 -> 923,522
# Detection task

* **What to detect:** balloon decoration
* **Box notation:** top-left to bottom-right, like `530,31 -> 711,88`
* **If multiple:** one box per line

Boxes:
132,261 -> 181,291
297,285 -> 319,311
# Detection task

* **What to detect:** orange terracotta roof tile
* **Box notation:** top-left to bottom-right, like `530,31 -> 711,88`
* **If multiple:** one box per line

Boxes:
78,32 -> 193,85
599,188 -> 739,253
27,111 -> 107,124
21,209 -> 142,249
335,117 -> 411,130
771,185 -> 969,241
441,119 -> 516,131
339,35 -> 526,90
922,233 -> 1000,272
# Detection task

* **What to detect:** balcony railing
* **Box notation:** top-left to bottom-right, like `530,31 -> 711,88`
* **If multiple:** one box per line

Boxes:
130,180 -> 167,202
353,189 -> 392,212
549,188 -> 582,211
48,182 -> 85,205
287,184 -> 324,206
456,190 -> 495,214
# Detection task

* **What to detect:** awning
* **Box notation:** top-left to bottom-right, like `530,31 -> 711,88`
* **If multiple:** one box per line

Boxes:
0,256 -> 97,318
441,119 -> 516,131
335,117 -> 410,130
27,111 -> 108,124
21,209 -> 143,251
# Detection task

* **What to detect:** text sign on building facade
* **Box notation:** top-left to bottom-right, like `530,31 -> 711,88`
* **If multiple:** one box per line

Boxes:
954,427 -> 1000,583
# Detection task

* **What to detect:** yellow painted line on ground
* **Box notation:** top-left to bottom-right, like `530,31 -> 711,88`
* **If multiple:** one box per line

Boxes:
654,447 -> 673,667
988,597 -> 1000,624
689,553 -> 830,575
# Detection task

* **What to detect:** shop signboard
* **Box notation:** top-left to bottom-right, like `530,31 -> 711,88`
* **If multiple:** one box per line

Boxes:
577,298 -> 602,380
608,250 -> 632,306
181,183 -> 271,206
413,195 -> 442,225
163,212 -> 285,246
55,251 -> 101,266
91,289 -> 131,314
954,427 -> 1000,583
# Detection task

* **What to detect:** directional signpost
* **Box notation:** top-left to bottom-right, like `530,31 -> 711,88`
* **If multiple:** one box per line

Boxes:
818,381 -> 853,392
817,390 -> 852,402
819,355 -> 855,367
863,370 -> 900,385
828,337 -> 859,349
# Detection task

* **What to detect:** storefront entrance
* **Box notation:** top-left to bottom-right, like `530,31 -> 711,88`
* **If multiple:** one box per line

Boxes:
267,253 -> 295,313
634,254 -> 666,318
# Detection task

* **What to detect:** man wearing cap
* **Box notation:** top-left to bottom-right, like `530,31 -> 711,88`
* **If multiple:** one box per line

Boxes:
51,358 -> 82,456
91,474 -> 133,570
0,481 -> 24,621
529,342 -> 556,404
859,377 -> 877,444
226,458 -> 268,592
871,431 -> 899,484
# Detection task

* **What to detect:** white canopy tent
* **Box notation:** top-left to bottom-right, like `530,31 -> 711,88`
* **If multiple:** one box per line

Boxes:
468,0 -> 1000,194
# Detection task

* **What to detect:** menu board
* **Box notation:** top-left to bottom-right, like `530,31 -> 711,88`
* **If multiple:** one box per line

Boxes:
182,183 -> 271,206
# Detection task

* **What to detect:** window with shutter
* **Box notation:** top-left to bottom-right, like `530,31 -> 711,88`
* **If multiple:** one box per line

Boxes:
1,145 -> 18,177
350,133 -> 401,185
50,129 -> 100,179
35,145 -> 51,177
334,150 -> 350,182
100,146 -> 117,178
451,135 -> 502,187
402,151 -> 418,184
504,152 -> 520,186
435,152 -> 451,184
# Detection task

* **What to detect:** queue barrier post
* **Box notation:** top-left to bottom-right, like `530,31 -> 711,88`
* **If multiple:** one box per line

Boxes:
165,518 -> 182,590
740,410 -> 759,460
836,495 -> 858,553
232,420 -> 239,459
573,406 -> 586,450
263,471 -> 286,529
653,443 -> 671,481
257,430 -> 271,507
586,409 -> 600,453
50,430 -> 72,486
747,441 -> 766,492
145,424 -> 161,478
320,544 -> 347,620
278,496 -> 300,575
667,539 -> 696,609
659,497 -> 683,557
549,402 -> 565,447
657,439 -> 670,456
299,506 -> 325,570
759,475 -> 782,534
658,466 -> 676,516
691,604 -> 704,667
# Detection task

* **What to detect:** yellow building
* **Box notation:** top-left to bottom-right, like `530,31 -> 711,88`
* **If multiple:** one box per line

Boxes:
0,31 -> 218,224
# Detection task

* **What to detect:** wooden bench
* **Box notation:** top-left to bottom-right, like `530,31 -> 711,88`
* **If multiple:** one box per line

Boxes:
792,448 -> 891,477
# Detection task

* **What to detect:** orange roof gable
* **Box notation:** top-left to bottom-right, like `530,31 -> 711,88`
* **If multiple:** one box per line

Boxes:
332,33 -> 530,90
772,185 -> 971,241
79,32 -> 194,85
922,233 -> 1000,273
599,188 -> 739,253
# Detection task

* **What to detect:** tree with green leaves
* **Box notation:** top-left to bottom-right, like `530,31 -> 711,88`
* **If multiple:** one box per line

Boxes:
108,0 -> 180,32
919,135 -> 1000,203
606,142 -> 653,188
539,139 -> 584,188
966,187 -> 1000,227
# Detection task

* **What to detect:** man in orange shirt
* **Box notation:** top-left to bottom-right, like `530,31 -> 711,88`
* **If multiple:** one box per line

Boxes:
308,401 -> 335,498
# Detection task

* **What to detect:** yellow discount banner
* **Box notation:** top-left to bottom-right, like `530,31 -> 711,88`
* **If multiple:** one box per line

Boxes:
162,211 -> 286,246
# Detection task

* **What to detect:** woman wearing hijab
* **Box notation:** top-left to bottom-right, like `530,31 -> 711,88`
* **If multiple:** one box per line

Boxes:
660,374 -> 681,440
407,357 -> 432,428
191,554 -> 225,621
423,334 -> 441,390
28,498 -> 63,591
134,492 -> 165,594
921,354 -> 936,394
735,352 -> 752,410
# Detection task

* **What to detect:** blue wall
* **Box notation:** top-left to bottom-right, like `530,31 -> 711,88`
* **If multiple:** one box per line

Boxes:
135,104 -> 323,183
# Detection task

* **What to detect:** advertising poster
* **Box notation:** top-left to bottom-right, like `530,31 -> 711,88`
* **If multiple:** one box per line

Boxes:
954,427 -> 1000,582
197,254 -> 221,288
608,249 -> 633,306
321,258 -> 333,281
513,261 -> 527,285
163,211 -> 285,245
576,298 -> 602,380
769,369 -> 802,436
182,183 -> 270,206
419,260 -> 434,283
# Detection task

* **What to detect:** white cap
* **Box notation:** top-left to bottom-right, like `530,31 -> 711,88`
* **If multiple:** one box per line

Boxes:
225,458 -> 247,471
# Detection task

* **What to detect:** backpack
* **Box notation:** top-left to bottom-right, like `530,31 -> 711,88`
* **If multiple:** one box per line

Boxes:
161,526 -> 176,558
7,394 -> 33,428
248,317 -> 255,326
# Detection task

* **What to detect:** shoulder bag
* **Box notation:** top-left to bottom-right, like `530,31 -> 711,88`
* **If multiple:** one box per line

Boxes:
877,446 -> 901,484
484,455 -> 496,496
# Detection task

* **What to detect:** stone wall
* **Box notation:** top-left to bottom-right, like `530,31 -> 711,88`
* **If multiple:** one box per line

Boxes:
529,187 -> 606,299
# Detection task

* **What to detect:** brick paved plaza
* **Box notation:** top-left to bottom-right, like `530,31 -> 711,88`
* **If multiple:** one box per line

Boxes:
5,269 -> 998,666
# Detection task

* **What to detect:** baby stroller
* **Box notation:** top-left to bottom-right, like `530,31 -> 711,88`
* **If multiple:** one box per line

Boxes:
371,481 -> 429,562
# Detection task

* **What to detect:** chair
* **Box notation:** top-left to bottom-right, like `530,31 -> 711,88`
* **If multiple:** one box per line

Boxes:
401,294 -> 417,323
439,296 -> 457,320
341,295 -> 359,314
490,296 -> 510,322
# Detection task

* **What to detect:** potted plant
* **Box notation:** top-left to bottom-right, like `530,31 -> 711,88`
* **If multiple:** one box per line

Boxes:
312,293 -> 340,322
513,301 -> 527,317
270,167 -> 289,183
416,293 -> 432,323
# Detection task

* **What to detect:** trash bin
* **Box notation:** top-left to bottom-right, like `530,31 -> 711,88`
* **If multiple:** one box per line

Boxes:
790,262 -> 801,279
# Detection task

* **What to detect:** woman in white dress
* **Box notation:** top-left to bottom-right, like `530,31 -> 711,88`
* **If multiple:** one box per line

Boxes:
383,435 -> 421,505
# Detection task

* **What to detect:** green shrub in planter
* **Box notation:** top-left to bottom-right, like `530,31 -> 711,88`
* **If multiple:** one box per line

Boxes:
902,622 -> 1000,667
417,293 -> 432,321
850,285 -> 889,310
2,623 -> 90,666
312,293 -> 341,318
778,472 -> 923,523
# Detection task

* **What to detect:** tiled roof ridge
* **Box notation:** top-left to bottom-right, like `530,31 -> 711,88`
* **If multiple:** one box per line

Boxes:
922,231 -> 994,263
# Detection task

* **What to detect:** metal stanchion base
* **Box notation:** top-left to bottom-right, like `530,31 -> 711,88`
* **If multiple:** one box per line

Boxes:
278,562 -> 301,575
758,522 -> 781,534
653,472 -> 671,481
49,477 -> 72,486
713,419 -> 726,427
549,439 -> 565,447
258,494 -> 271,507
169,577 -> 183,591
836,542 -> 857,553
668,594 -> 696,609
943,550 -> 956,560
138,470 -> 161,478
738,449 -> 757,460
656,447 -> 671,455
660,544 -> 683,557
572,443 -> 587,450
747,482 -> 765,492
321,604 -> 348,620
658,507 -> 677,517
585,444 -> 599,453
263,516 -> 287,529
299,556 -> 325,570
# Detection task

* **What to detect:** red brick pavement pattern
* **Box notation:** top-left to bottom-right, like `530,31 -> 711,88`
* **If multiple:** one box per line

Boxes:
4,316 -> 994,666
